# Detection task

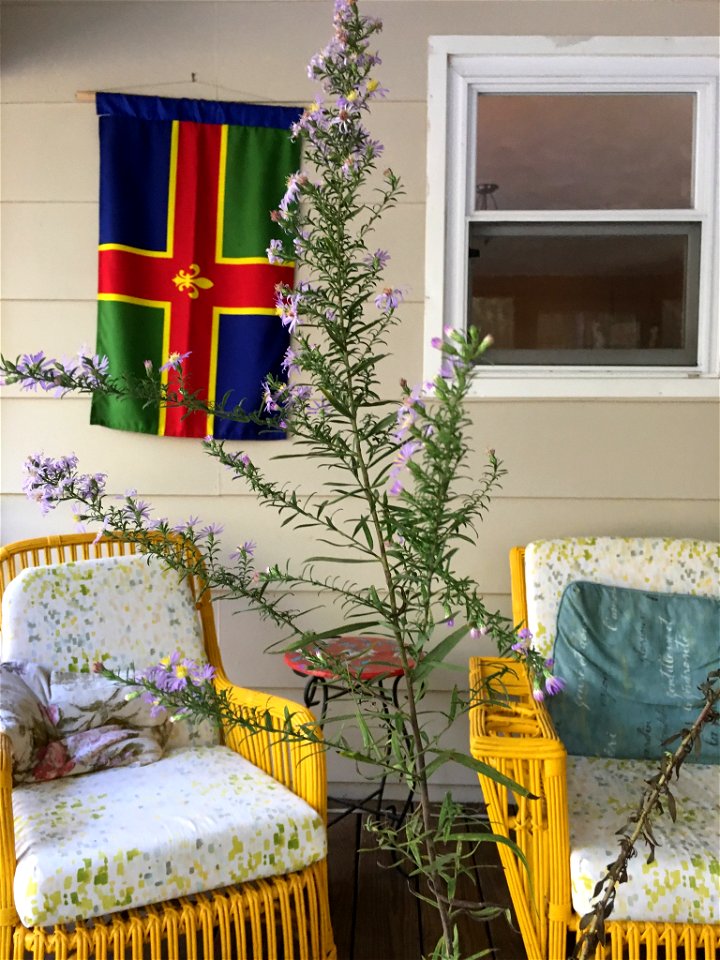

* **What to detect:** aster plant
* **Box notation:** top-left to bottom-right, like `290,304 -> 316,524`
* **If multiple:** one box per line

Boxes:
0,2 -> 562,957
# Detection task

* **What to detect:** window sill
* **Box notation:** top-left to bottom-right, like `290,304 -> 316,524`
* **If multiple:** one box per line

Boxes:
466,369 -> 720,400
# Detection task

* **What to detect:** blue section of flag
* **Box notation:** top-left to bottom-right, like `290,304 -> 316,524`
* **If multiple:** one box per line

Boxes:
98,116 -> 172,250
213,313 -> 288,441
96,92 -> 302,130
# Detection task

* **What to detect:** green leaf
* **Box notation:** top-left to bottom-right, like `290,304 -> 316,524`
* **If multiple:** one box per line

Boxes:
305,554 -> 374,564
305,620 -> 382,641
412,624 -> 469,681
424,750 -> 535,798
352,517 -> 374,550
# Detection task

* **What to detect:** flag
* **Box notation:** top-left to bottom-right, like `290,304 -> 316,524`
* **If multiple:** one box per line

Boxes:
91,93 -> 301,439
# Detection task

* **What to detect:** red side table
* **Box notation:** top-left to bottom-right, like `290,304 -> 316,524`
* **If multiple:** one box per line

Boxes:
284,635 -> 415,824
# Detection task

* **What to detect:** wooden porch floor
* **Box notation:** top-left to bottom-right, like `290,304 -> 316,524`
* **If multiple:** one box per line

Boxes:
326,808 -> 527,960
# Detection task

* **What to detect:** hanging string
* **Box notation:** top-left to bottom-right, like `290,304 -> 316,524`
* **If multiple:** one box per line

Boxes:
76,74 -> 303,107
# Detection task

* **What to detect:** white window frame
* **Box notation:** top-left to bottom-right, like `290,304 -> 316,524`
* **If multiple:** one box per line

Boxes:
424,37 -> 720,398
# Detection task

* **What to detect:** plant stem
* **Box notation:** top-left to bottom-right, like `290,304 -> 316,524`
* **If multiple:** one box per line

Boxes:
348,400 -> 456,956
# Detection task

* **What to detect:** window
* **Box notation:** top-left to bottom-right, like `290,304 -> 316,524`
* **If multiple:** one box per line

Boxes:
425,38 -> 719,397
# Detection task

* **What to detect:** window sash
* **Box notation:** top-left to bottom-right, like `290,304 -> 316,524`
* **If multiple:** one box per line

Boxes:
467,222 -> 701,367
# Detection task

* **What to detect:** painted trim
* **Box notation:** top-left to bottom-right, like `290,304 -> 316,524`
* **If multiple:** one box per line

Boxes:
425,36 -> 720,398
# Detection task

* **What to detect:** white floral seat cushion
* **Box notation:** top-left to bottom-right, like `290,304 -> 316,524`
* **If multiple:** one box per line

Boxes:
524,538 -> 719,658
567,755 -> 720,924
1,554 -> 218,750
13,745 -> 327,928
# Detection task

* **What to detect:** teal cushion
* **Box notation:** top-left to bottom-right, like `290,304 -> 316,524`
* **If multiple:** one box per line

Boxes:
547,581 -> 720,763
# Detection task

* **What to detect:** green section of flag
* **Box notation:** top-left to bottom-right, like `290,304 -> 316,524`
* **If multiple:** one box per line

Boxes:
90,299 -> 164,434
222,126 -> 300,258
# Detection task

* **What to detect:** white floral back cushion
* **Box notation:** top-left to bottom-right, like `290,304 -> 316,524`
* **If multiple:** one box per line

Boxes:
1,554 -> 219,749
567,755 -> 720,924
13,745 -> 327,928
524,538 -> 719,658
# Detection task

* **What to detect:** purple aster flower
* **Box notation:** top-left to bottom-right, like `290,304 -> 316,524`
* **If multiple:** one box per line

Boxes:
293,230 -> 310,256
430,337 -> 443,350
308,398 -> 331,417
197,522 -> 224,539
364,79 -> 388,99
261,380 -> 280,413
544,675 -> 566,697
532,686 -> 546,703
375,287 -> 404,312
281,348 -> 300,375
364,138 -> 385,160
440,356 -> 461,379
275,290 -> 302,334
159,351 -> 191,372
267,239 -> 285,264
511,639 -> 530,655
191,662 -> 216,684
365,248 -> 390,270
389,479 -> 404,496
391,440 -> 422,473
76,350 -> 110,386
130,500 -> 152,521
16,351 -> 54,391
171,515 -> 199,534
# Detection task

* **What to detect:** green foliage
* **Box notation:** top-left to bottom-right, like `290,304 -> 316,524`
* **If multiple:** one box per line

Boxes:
0,4 -> 547,957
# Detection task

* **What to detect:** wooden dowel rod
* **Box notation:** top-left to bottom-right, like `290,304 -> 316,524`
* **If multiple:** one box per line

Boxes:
75,90 -> 96,103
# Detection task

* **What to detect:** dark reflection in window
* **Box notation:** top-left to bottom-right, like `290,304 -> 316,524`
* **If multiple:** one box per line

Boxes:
475,94 -> 694,210
468,225 -> 699,366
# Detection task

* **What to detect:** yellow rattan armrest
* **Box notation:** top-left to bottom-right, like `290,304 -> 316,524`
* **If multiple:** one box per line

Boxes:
214,674 -> 327,821
469,656 -> 572,960
469,656 -> 565,758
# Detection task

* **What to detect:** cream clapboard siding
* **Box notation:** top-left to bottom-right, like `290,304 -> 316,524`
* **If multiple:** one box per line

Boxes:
2,0 -> 719,795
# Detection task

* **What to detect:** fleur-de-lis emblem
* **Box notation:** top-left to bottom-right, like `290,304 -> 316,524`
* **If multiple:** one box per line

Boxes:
172,264 -> 214,299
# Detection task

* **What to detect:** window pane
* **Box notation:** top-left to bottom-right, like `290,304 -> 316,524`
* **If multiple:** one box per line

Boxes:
475,94 -> 694,210
468,224 -> 699,366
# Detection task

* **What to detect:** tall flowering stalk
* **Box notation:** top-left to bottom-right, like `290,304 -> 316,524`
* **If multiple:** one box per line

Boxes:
1,3 -> 561,956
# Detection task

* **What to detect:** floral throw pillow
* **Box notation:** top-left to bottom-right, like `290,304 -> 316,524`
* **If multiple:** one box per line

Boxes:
32,724 -> 164,781
0,662 -> 50,783
0,661 -> 171,784
48,671 -> 170,740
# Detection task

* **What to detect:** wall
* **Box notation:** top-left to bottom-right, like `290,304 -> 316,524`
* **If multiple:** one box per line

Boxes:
2,0 -> 719,796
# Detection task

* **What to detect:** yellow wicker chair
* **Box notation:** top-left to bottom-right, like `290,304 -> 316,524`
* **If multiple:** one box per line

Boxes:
0,533 -> 336,960
469,537 -> 720,960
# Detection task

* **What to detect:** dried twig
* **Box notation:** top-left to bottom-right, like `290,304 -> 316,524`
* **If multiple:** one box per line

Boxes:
572,669 -> 720,960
